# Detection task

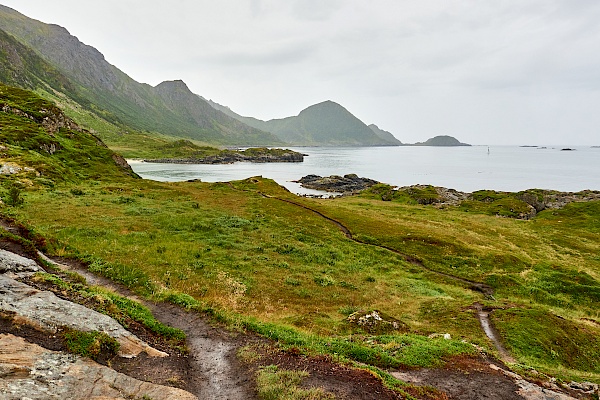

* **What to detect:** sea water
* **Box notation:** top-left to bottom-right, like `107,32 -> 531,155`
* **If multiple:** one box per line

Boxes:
129,146 -> 600,194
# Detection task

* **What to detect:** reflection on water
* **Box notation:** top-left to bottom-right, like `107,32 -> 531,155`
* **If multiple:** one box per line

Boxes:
129,146 -> 600,194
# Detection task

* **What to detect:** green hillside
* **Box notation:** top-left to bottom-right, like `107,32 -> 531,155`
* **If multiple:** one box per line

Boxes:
2,84 -> 599,390
0,83 -> 136,185
0,5 -> 281,146
210,99 -> 401,146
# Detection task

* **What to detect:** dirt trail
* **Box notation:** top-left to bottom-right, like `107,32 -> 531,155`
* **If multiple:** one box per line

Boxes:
474,303 -> 516,364
38,253 -> 255,400
264,194 -> 495,297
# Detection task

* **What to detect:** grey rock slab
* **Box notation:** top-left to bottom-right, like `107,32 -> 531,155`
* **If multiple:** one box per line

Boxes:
0,275 -> 167,358
0,249 -> 42,276
0,333 -> 197,400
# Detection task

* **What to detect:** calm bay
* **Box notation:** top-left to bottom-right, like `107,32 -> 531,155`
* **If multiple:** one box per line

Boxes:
129,146 -> 600,194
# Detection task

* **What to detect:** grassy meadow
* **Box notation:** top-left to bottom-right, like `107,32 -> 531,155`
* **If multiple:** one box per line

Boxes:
2,83 -> 599,385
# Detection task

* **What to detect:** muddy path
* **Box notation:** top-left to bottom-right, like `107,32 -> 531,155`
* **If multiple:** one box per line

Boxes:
473,303 -> 516,364
36,252 -> 412,400
37,252 -> 255,400
227,184 -> 508,363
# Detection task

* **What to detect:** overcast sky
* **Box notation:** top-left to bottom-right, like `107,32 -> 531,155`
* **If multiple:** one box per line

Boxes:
3,0 -> 600,145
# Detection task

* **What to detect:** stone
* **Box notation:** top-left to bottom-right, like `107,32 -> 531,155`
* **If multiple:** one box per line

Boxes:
568,381 -> 598,393
296,174 -> 379,193
0,334 -> 197,400
0,250 -> 42,276
347,310 -> 408,334
0,275 -> 167,358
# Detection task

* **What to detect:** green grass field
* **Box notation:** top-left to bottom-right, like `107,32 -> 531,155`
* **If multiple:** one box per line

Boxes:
2,83 -> 599,385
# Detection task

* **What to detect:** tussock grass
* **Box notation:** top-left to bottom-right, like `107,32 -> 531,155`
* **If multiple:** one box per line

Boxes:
3,85 -> 599,383
257,365 -> 335,400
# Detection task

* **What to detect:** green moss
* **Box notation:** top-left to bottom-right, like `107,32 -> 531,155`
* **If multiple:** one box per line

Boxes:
64,330 -> 120,359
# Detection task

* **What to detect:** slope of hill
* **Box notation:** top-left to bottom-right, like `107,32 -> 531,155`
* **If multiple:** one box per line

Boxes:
0,5 -> 281,146
368,124 -> 403,145
0,82 -> 136,183
2,83 -> 599,397
210,99 -> 401,146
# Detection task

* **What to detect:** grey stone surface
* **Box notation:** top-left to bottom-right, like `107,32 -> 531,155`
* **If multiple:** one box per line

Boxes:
0,275 -> 167,358
0,249 -> 42,276
0,334 -> 197,400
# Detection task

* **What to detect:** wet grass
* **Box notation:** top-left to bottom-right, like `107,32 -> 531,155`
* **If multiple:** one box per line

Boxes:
256,365 -> 335,400
2,84 -> 599,384
64,330 -> 120,360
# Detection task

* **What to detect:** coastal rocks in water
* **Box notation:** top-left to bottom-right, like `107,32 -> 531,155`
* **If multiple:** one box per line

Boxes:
146,147 -> 305,164
297,174 -> 379,193
0,334 -> 197,400
0,274 -> 167,358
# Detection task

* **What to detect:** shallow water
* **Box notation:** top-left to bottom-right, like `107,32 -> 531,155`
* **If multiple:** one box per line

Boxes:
130,145 -> 600,194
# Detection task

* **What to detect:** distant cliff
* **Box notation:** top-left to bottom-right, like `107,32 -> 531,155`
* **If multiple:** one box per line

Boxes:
368,124 -> 403,145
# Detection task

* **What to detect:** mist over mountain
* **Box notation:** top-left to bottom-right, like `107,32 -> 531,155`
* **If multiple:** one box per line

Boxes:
0,4 -> 281,146
209,99 -> 402,146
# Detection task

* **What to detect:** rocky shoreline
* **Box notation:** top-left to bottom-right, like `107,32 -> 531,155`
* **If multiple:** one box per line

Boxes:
146,147 -> 305,164
295,174 -> 600,219
296,174 -> 379,193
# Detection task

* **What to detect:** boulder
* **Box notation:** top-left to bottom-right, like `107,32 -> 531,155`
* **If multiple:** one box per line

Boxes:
346,310 -> 409,334
296,174 -> 379,193
0,249 -> 42,277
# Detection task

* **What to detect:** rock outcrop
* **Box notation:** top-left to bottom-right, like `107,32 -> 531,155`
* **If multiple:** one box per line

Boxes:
0,274 -> 167,358
0,248 -> 166,358
0,249 -> 42,277
296,174 -> 379,193
0,334 -> 197,400
346,310 -> 409,334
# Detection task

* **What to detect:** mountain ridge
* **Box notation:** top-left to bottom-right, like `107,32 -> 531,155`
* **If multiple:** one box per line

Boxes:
208,99 -> 402,146
0,5 -> 282,146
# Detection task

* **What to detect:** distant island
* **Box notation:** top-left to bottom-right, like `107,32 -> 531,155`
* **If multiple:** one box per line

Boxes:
409,135 -> 471,147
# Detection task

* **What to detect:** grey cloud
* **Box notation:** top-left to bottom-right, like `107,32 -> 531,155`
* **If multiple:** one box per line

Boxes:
2,0 -> 600,144
206,42 -> 317,66
291,0 -> 344,21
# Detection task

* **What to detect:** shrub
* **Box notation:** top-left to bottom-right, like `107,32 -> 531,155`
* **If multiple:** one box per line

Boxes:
4,184 -> 24,206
